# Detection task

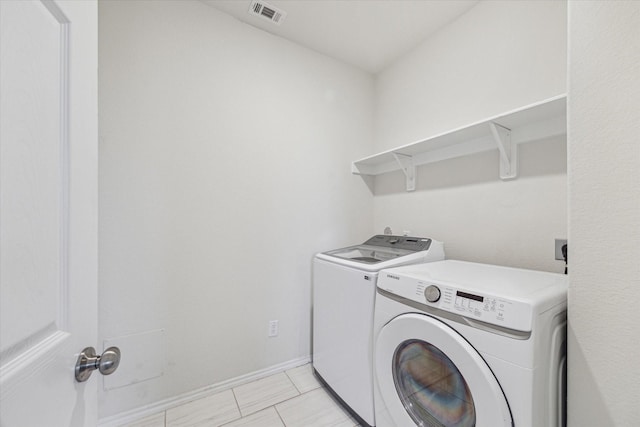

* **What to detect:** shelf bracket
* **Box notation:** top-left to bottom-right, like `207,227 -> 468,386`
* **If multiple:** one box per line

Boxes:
392,152 -> 416,191
489,122 -> 517,180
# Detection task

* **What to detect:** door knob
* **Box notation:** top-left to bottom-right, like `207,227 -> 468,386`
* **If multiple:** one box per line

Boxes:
75,346 -> 121,382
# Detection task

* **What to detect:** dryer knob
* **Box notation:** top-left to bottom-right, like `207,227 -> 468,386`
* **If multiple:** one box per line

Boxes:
424,285 -> 441,303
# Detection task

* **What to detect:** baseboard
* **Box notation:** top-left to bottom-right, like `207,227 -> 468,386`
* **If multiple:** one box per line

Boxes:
98,355 -> 311,427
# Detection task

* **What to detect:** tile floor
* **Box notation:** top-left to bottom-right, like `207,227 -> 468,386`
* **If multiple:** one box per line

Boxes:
124,364 -> 360,427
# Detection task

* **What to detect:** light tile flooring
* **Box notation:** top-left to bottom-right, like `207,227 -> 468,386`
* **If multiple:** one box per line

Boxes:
124,364 -> 360,427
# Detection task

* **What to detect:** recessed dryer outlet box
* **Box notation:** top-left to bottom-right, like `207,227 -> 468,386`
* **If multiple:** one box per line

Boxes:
555,239 -> 567,261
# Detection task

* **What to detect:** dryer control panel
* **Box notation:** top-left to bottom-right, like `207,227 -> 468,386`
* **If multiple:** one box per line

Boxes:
380,274 -> 534,332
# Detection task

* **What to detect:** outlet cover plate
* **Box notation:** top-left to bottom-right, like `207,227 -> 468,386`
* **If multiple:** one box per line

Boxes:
555,239 -> 567,261
268,320 -> 278,337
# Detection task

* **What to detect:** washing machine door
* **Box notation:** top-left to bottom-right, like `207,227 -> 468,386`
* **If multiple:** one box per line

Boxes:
375,313 -> 512,427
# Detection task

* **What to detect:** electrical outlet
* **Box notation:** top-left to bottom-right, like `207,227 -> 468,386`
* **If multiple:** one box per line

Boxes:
268,320 -> 278,337
555,239 -> 567,261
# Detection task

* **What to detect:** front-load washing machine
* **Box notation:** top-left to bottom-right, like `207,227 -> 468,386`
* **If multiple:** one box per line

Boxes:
313,235 -> 444,427
374,260 -> 567,427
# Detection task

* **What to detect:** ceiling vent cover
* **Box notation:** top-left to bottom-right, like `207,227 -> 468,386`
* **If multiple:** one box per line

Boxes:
248,0 -> 286,25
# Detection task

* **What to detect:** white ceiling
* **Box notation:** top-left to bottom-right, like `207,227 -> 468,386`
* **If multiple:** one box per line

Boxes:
202,0 -> 479,73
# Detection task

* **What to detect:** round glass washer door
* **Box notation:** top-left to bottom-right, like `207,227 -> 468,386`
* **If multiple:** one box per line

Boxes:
375,313 -> 512,427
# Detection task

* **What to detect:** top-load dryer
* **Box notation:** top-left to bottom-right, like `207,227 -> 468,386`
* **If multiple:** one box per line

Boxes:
312,235 -> 444,427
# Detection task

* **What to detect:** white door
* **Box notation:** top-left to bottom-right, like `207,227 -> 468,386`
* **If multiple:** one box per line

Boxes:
375,313 -> 512,427
0,1 -> 99,425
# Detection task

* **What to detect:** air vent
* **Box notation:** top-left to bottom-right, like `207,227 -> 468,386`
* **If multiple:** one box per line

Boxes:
248,0 -> 286,25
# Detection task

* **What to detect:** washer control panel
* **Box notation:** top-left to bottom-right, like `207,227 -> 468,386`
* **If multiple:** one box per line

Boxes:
362,235 -> 432,251
398,279 -> 533,332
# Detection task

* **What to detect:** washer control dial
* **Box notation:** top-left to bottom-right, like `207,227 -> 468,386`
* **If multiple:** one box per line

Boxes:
424,285 -> 441,303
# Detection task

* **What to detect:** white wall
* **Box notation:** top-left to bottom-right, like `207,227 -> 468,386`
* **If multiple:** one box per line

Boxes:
567,1 -> 640,425
98,0 -> 373,418
372,0 -> 568,272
